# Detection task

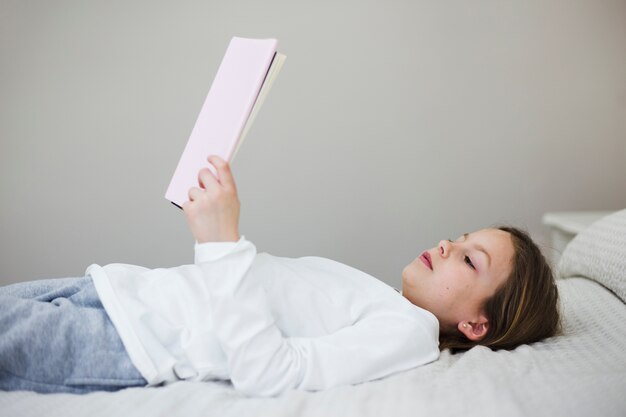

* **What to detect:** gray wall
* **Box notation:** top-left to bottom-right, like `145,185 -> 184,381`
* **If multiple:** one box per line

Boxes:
1,0 -> 625,287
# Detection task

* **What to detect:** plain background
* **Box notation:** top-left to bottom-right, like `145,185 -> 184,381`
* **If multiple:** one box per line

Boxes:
1,0 -> 625,287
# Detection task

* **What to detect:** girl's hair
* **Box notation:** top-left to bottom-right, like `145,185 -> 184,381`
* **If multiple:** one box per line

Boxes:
439,226 -> 561,352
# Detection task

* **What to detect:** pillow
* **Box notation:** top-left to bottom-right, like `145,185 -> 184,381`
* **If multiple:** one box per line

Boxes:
558,208 -> 626,303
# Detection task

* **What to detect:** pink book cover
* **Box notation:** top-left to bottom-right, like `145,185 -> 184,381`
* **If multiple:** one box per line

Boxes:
165,37 -> 278,208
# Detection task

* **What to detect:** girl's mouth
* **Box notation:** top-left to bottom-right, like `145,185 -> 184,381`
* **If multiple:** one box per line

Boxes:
419,251 -> 433,270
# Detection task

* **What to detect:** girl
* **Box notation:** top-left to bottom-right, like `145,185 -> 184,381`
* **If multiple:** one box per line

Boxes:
0,156 -> 560,397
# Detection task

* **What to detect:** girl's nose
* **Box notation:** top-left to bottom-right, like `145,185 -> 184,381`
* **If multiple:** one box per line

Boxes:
438,239 -> 452,257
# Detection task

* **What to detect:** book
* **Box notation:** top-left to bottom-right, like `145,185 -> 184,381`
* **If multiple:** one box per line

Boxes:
165,36 -> 286,208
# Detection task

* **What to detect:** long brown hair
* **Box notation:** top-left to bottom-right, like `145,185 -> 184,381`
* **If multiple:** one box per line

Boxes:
439,226 -> 561,352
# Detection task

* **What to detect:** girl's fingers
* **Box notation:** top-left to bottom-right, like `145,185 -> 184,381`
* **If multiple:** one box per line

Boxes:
207,155 -> 237,191
198,167 -> 219,189
188,186 -> 203,201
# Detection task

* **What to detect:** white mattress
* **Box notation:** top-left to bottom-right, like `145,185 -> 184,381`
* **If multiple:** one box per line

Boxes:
2,276 -> 625,417
3,209 -> 626,417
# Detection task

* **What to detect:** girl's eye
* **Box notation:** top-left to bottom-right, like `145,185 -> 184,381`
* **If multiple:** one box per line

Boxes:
464,256 -> 475,270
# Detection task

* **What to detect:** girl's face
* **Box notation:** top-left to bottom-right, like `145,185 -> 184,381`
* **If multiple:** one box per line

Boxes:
402,228 -> 514,341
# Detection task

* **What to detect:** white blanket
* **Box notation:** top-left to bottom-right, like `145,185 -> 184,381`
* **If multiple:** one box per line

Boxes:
2,211 -> 626,417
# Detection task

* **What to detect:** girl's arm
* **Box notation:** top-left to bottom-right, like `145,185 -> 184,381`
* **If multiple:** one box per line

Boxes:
188,158 -> 439,396
195,238 -> 439,397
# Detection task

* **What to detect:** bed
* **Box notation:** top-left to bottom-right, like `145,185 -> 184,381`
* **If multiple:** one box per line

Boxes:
2,210 -> 625,417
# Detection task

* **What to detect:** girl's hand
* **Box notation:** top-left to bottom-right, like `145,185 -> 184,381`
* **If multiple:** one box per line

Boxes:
182,155 -> 241,243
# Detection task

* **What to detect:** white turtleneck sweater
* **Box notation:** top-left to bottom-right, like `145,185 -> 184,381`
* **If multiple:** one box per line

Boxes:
86,236 -> 439,397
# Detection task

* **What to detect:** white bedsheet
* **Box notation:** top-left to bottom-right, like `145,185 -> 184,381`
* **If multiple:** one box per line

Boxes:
2,276 -> 625,417
4,209 -> 626,416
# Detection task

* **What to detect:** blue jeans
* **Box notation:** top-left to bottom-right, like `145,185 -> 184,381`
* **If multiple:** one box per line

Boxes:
0,276 -> 147,393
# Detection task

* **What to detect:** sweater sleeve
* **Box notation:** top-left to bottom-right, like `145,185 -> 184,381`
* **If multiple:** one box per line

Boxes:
195,237 -> 439,397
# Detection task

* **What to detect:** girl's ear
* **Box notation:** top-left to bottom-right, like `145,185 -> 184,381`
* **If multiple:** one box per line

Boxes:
457,317 -> 489,341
